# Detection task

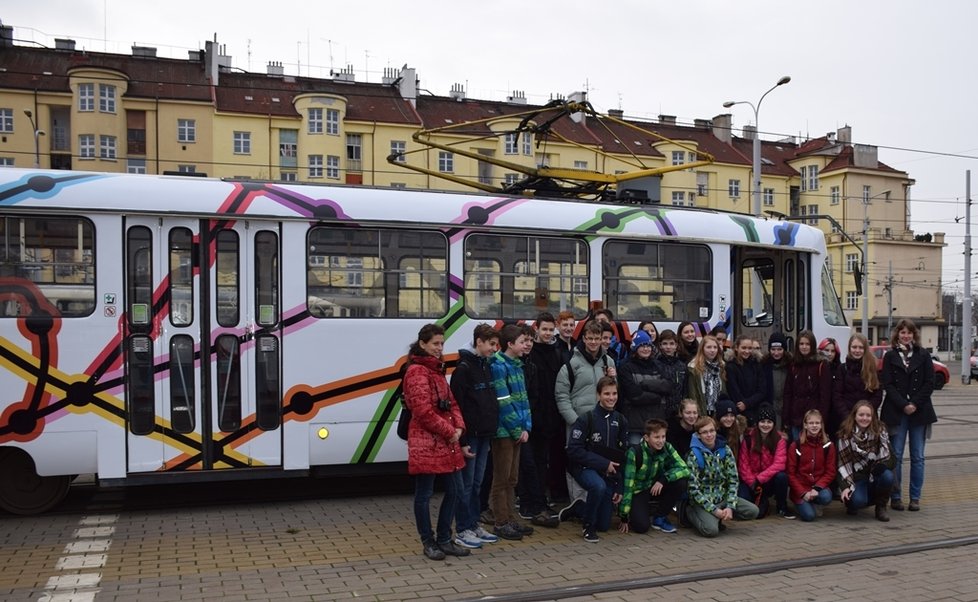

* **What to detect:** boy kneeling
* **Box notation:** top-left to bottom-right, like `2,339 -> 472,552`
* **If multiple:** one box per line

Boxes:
686,416 -> 759,537
619,419 -> 690,534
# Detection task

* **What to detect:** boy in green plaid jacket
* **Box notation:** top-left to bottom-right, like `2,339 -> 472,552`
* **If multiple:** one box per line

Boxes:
618,419 -> 690,534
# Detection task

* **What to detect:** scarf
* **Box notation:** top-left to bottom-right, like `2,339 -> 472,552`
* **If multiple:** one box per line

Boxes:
898,344 -> 914,369
836,427 -> 890,488
704,360 -> 722,414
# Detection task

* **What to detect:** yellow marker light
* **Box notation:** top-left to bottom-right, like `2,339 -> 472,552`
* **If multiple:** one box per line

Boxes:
317,427 -> 329,439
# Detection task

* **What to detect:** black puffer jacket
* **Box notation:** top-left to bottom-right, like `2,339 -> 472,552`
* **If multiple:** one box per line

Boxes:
618,355 -> 673,432
449,348 -> 498,443
527,340 -> 564,438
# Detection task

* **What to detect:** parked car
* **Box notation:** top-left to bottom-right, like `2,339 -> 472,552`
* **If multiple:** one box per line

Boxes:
869,346 -> 949,390
970,355 -> 977,382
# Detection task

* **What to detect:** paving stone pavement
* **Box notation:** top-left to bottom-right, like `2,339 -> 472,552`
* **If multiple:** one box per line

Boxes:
2,383 -> 976,601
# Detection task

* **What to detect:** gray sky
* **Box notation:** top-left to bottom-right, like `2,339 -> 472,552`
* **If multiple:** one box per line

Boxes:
5,1 -> 976,297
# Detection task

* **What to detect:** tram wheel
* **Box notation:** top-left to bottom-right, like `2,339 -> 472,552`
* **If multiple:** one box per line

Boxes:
0,448 -> 71,515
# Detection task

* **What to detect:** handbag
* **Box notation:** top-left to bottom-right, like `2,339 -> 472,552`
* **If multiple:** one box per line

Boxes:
396,400 -> 411,441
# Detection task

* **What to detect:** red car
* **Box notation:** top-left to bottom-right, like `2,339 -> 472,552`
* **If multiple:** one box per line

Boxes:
870,346 -> 949,390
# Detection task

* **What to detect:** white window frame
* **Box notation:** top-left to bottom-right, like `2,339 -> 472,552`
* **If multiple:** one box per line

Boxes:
671,191 -> 685,206
78,83 -> 95,112
729,179 -> 740,198
831,186 -> 840,205
806,204 -> 819,226
807,164 -> 819,191
574,160 -> 588,169
671,150 -> 685,166
763,187 -> 774,206
79,134 -> 95,159
391,140 -> 406,163
326,155 -> 340,179
845,253 -> 859,273
845,291 -> 858,310
504,133 -> 518,155
99,135 -> 117,159
504,173 -> 520,186
522,132 -> 532,155
127,158 -> 146,174
0,109 -> 12,133
177,164 -> 196,174
326,109 -> 340,135
308,155 -> 323,178
863,185 -> 872,203
99,84 -> 116,113
233,131 -> 251,155
0,157 -> 14,167
308,108 -> 323,134
177,119 -> 196,143
280,171 -> 297,182
438,151 -> 454,173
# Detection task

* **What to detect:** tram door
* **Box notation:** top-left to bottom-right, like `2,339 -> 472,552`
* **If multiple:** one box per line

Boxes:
732,247 -> 809,350
124,218 -> 282,473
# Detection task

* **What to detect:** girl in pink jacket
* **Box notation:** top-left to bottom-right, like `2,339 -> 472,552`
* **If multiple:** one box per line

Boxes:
738,404 -> 793,519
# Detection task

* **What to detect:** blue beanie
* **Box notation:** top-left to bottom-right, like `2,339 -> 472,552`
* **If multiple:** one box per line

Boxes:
631,330 -> 653,350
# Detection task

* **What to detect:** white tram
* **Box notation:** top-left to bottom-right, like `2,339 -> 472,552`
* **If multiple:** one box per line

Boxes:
0,168 -> 850,513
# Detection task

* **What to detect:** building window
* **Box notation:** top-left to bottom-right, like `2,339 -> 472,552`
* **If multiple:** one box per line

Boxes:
308,155 -> 323,178
233,131 -> 251,155
523,132 -> 532,155
326,155 -> 340,179
326,109 -> 340,135
845,253 -> 859,273
504,133 -> 518,155
806,165 -> 819,191
574,160 -> 588,170
99,84 -> 117,113
504,173 -> 520,186
280,171 -> 297,182
127,159 -> 146,174
177,165 -> 196,174
99,136 -> 117,159
671,151 -> 685,166
696,172 -> 708,196
688,151 -> 697,163
863,185 -> 872,203
884,227 -> 892,238
78,83 -> 95,112
308,108 -> 323,134
177,119 -> 196,143
438,151 -> 454,173
831,186 -> 840,205
79,134 -> 95,158
671,191 -> 686,206
346,134 -> 362,171
763,188 -> 774,206
806,204 -> 819,225
0,158 -> 14,166
845,291 -> 858,310
390,182 -> 407,189
391,140 -> 406,163
728,179 -> 740,198
0,109 -> 12,133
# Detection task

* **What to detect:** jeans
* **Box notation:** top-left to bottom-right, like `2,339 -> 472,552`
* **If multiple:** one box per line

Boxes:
687,497 -> 759,537
794,488 -> 833,522
414,470 -> 463,545
847,469 -> 895,510
456,436 -> 491,532
627,479 -> 688,534
889,416 -> 927,501
737,471 -> 789,517
573,468 -> 615,531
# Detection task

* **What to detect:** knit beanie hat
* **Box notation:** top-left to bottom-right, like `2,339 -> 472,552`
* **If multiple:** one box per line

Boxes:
631,329 -> 653,350
715,398 -> 738,417
757,404 -> 777,423
768,332 -> 787,350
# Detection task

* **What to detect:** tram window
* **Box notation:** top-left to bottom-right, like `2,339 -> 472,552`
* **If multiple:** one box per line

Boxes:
821,264 -> 847,327
603,240 -> 711,321
169,335 -> 196,434
127,226 -> 153,331
215,230 -> 239,327
796,257 -> 810,330
740,258 -> 775,327
127,334 -> 156,436
463,234 -> 588,320
785,259 -> 796,332
306,227 -> 447,318
0,216 -> 95,318
215,334 -> 241,431
169,228 -> 194,326
254,231 -> 279,326
255,334 -> 280,431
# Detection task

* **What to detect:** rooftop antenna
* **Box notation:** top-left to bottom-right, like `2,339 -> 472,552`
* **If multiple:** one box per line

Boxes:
247,38 -> 252,71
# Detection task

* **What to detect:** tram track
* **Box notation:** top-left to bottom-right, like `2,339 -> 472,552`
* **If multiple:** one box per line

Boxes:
470,534 -> 978,601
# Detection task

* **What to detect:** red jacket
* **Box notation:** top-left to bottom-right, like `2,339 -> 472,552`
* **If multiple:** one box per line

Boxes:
786,438 -> 837,504
737,430 -> 787,486
404,354 -> 466,475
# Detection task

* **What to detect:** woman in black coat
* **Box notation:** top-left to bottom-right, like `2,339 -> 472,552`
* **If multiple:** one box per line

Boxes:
725,335 -> 771,425
880,319 -> 937,512
618,330 -> 673,445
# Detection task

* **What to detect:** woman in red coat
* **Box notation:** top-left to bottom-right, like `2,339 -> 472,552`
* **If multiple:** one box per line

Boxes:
404,324 -> 469,561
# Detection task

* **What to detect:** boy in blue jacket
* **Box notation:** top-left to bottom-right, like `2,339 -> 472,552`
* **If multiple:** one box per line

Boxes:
566,376 -> 628,543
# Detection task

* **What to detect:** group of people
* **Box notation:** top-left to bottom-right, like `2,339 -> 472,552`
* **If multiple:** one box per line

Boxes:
401,312 -> 938,559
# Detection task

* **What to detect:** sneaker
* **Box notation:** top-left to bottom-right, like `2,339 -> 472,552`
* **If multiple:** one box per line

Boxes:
510,521 -> 534,536
479,509 -> 495,525
454,530 -> 483,549
531,512 -> 560,528
651,516 -> 677,534
544,504 -> 560,518
582,525 -> 600,543
472,526 -> 499,543
518,508 -> 535,520
437,540 -> 472,557
559,499 -> 585,523
423,541 -> 446,561
778,508 -> 797,520
492,523 -> 523,541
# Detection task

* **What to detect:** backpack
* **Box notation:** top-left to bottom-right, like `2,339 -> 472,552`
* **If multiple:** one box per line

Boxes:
689,444 -> 726,470
396,400 -> 411,440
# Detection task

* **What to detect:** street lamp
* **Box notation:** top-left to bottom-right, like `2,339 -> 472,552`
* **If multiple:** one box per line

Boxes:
858,189 -> 891,337
24,109 -> 46,168
723,76 -> 791,216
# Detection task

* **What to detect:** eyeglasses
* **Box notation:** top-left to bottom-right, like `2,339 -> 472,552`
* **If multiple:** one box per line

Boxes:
698,429 -> 716,435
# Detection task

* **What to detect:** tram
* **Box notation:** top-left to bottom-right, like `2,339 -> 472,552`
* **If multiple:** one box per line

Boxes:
0,168 -> 850,514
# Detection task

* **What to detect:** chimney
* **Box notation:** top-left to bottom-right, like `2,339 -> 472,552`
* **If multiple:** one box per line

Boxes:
658,114 -> 676,125
0,25 -> 12,48
826,131 -> 836,144
205,38 -> 220,85
853,144 -> 878,168
333,64 -> 355,82
568,91 -> 587,123
608,108 -> 624,118
506,90 -> 528,105
837,125 -> 852,144
132,45 -> 158,58
694,118 -> 712,129
743,125 -> 756,140
381,67 -> 398,85
266,61 -> 284,76
188,49 -> 202,61
712,113 -> 733,144
449,83 -> 466,101
55,38 -> 76,51
397,65 -> 418,108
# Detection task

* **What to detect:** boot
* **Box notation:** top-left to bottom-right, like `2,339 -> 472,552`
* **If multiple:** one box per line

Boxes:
874,496 -> 890,522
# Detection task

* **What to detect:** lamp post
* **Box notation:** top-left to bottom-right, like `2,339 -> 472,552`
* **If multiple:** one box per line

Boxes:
24,110 -> 46,168
723,76 -> 791,217
858,189 -> 891,337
